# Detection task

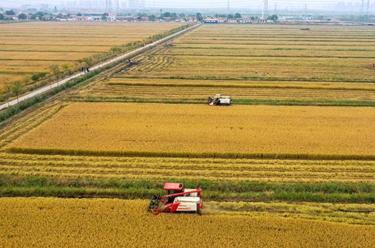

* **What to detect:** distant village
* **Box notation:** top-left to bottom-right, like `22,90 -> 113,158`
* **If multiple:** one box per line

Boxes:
0,7 -> 373,25
0,9 -> 320,24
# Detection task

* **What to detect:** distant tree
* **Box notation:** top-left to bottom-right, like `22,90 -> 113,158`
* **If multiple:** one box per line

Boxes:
0,14 -> 4,20
163,12 -> 171,18
62,64 -> 73,75
4,82 -> 11,106
77,12 -> 82,16
31,11 -> 44,20
227,14 -> 234,19
179,13 -> 185,18
110,46 -> 122,54
6,10 -> 15,15
11,81 -> 23,103
251,16 -> 255,21
267,14 -> 278,22
18,13 -> 27,20
196,12 -> 203,21
235,13 -> 242,19
39,72 -> 47,79
148,14 -> 156,21
102,13 -> 108,21
31,72 -> 47,86
23,76 -> 31,86
83,58 -> 93,68
31,73 -> 40,84
171,12 -> 177,19
49,64 -> 60,82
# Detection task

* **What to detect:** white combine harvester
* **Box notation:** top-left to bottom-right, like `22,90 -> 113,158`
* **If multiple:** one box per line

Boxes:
207,94 -> 231,106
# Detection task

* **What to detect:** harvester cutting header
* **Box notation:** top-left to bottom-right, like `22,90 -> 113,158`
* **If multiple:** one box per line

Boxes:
148,183 -> 203,215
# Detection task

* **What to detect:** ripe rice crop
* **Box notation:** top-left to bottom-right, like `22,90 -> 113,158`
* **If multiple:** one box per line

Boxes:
118,24 -> 375,82
78,77 -> 375,103
0,21 -> 185,95
67,24 -> 375,107
7,103 -> 375,158
0,198 -> 374,247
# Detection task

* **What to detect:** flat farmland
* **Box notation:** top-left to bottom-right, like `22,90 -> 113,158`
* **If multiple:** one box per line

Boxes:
0,21 -> 185,95
77,24 -> 375,106
128,25 -> 375,81
76,77 -> 375,103
7,102 -> 375,158
2,23 -> 375,241
1,198 -> 375,248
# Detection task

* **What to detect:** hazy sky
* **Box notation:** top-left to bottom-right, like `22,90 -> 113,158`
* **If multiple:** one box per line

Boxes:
1,0 -> 368,9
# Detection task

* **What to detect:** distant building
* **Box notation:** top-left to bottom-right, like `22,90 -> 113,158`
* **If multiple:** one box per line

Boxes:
204,18 -> 218,24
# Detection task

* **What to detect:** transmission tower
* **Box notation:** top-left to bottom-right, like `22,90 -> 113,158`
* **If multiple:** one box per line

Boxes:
360,0 -> 364,15
105,0 -> 119,11
106,0 -> 111,10
262,0 -> 268,19
367,0 -> 370,15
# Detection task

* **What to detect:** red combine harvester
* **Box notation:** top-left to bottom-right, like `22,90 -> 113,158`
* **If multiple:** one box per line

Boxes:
147,183 -> 203,215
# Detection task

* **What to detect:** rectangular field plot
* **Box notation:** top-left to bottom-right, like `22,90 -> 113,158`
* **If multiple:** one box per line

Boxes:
0,22 -> 185,94
121,25 -> 375,82
79,77 -> 375,103
1,198 -> 374,247
8,103 -> 375,158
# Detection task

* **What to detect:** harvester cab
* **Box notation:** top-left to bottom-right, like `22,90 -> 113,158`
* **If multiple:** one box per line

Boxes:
147,183 -> 203,215
207,94 -> 231,106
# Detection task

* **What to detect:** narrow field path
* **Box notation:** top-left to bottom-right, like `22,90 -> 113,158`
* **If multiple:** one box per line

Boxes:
0,23 -> 201,111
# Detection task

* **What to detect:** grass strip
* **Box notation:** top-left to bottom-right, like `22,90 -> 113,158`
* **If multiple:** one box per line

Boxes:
1,175 -> 375,203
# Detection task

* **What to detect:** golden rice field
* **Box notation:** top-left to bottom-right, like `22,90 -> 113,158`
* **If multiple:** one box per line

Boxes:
71,24 -> 375,106
0,198 -> 374,248
7,102 -> 375,158
77,77 -> 375,102
0,21 -> 185,95
121,25 -> 375,81
1,23 -> 375,241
